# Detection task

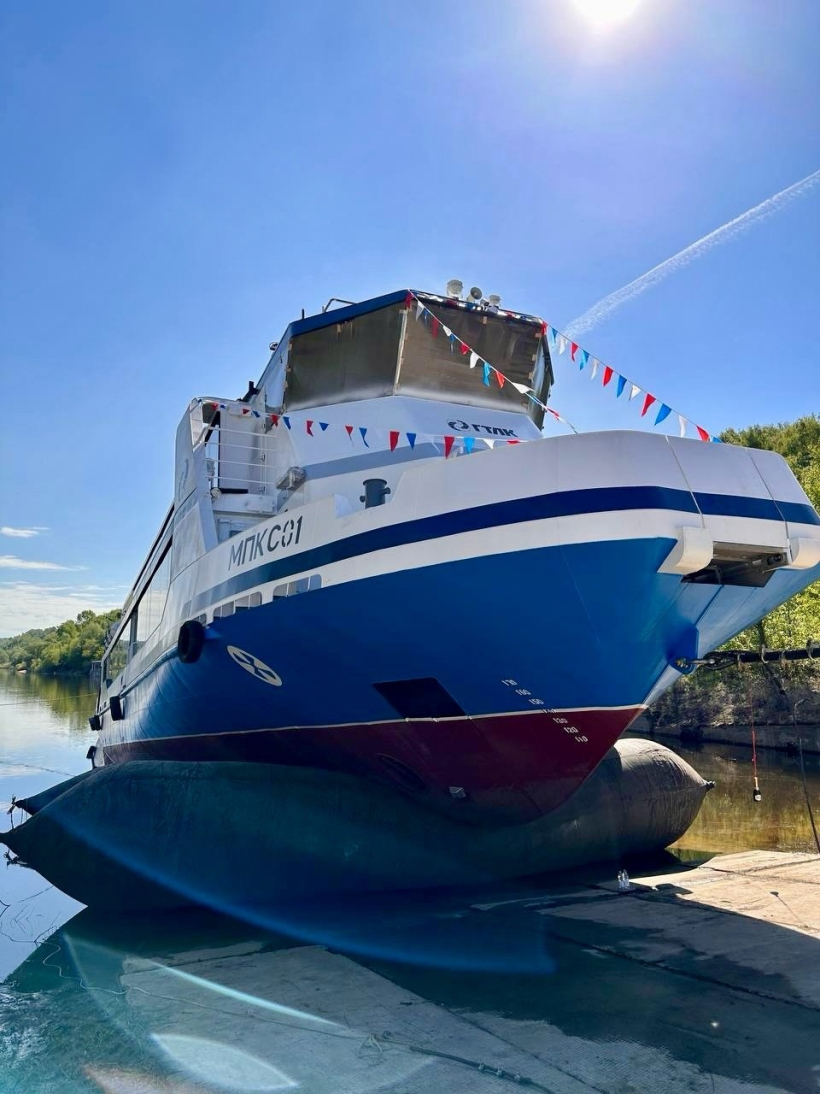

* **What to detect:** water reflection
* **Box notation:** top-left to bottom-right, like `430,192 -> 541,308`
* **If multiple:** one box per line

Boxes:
656,737 -> 820,856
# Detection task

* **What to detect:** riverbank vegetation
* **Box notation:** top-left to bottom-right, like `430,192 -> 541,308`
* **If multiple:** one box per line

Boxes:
0,609 -> 120,675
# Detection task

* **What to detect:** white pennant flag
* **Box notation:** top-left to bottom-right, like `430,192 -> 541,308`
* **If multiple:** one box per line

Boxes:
629,384 -> 641,401
557,335 -> 567,355
484,438 -> 495,449
415,300 -> 425,320
511,381 -> 531,394
678,414 -> 687,437
469,351 -> 478,369
441,325 -> 452,339
589,358 -> 599,381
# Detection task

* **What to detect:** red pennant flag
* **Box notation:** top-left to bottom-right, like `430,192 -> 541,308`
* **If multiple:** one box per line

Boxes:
389,430 -> 399,451
270,414 -> 279,426
696,425 -> 710,442
404,291 -> 414,308
459,342 -> 469,355
495,370 -> 505,388
306,420 -> 314,436
507,439 -> 522,445
431,317 -> 440,337
570,342 -> 579,362
443,435 -> 455,458
539,320 -> 547,337
602,366 -> 614,386
641,393 -> 656,417
242,407 -> 250,415
345,425 -> 354,439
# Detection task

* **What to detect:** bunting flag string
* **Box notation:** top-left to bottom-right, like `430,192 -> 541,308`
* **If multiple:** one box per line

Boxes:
537,316 -> 716,441
201,400 -> 534,460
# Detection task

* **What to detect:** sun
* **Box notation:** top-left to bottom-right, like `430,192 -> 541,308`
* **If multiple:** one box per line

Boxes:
572,0 -> 642,26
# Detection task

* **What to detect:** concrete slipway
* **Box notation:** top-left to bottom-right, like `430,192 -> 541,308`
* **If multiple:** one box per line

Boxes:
2,850 -> 818,1094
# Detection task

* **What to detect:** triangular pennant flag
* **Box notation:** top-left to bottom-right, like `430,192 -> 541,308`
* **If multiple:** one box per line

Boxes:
570,342 -> 579,362
469,351 -> 478,369
459,341 -> 470,355
616,375 -> 627,398
359,426 -> 369,447
557,335 -> 567,355
241,407 -> 250,415
270,414 -> 280,427
415,300 -> 424,320
678,415 -> 687,437
654,403 -> 671,426
578,349 -> 589,370
484,438 -> 495,449
641,394 -> 657,417
547,407 -> 560,419
431,317 -> 440,337
345,424 -> 354,440
495,370 -> 505,388
482,363 -> 491,386
711,436 -> 723,443
602,366 -> 614,387
443,435 -> 455,458
306,419 -> 314,436
463,436 -> 475,454
442,326 -> 452,339
389,430 -> 399,451
539,320 -> 548,338
406,432 -> 416,449
404,291 -> 414,308
252,410 -> 260,418
283,416 -> 292,429
507,439 -> 521,445
589,358 -> 599,381
511,381 -> 530,394
629,384 -> 641,401
696,426 -> 710,442
319,422 -> 329,431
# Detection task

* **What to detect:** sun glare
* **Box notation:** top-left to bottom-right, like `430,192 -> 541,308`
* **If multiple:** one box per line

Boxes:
572,0 -> 642,26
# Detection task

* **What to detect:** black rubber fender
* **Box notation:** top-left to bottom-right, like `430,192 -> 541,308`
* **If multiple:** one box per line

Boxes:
109,695 -> 124,721
177,620 -> 206,664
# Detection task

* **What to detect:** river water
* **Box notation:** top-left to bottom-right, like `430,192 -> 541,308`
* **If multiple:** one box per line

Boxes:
1,670 -> 818,1093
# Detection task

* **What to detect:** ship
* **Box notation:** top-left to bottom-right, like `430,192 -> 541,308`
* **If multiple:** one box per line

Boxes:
90,286 -> 820,825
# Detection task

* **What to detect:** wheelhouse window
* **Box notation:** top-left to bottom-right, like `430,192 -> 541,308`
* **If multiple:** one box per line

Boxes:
278,298 -> 553,427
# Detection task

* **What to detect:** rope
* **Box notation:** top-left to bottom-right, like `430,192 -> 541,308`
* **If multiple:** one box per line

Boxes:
742,663 -> 762,803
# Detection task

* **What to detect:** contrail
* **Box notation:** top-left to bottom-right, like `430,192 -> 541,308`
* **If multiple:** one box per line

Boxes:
565,168 -> 820,339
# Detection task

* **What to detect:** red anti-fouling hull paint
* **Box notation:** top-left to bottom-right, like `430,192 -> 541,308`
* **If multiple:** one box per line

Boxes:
102,705 -> 643,825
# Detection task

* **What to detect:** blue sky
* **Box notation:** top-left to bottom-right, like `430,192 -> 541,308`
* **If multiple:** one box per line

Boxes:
1,0 -> 818,633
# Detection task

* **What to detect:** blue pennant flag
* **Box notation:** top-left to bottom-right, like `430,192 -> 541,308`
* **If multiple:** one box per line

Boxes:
578,349 -> 589,370
251,409 -> 260,418
616,376 -> 627,398
654,403 -> 672,426
463,436 -> 475,454
319,422 -> 329,431
359,426 -> 369,447
283,416 -> 291,429
482,362 -> 491,386
711,436 -> 723,443
406,432 -> 416,449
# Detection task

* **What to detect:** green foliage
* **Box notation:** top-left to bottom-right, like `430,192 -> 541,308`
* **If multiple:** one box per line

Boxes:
0,609 -> 121,675
720,414 -> 820,648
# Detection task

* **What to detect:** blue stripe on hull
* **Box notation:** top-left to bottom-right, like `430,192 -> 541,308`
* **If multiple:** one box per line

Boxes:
190,486 -> 820,615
